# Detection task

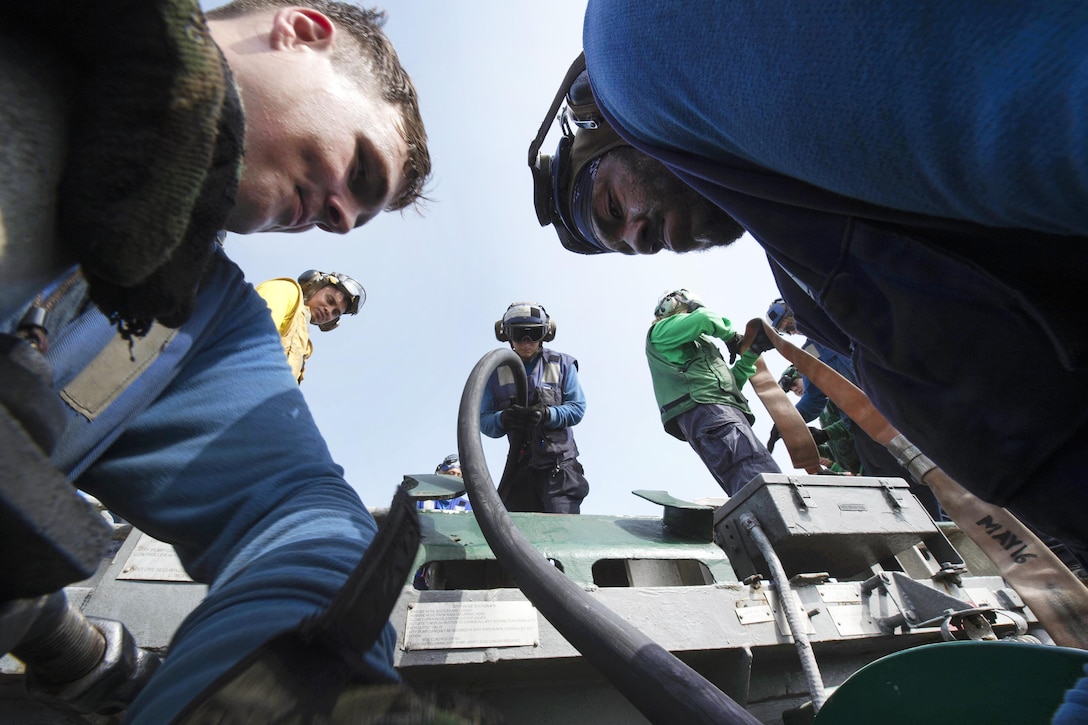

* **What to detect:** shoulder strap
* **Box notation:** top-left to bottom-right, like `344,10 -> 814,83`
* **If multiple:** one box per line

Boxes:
527,52 -> 587,167
60,323 -> 176,420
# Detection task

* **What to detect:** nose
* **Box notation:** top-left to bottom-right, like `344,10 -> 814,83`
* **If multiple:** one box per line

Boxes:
317,196 -> 353,235
319,195 -> 372,235
622,215 -> 657,255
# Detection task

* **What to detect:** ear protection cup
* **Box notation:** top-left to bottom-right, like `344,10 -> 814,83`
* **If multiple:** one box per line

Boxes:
495,320 -> 508,342
532,152 -> 555,228
543,320 -> 557,342
298,269 -> 323,293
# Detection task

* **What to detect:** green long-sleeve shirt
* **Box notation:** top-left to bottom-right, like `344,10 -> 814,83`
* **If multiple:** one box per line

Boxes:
649,307 -> 758,388
646,307 -> 758,437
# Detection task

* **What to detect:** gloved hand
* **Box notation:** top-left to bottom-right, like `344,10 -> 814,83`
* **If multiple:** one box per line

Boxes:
766,425 -> 781,453
500,405 -> 530,430
725,332 -> 743,364
808,426 -> 830,445
768,424 -> 830,452
522,403 -> 546,430
749,324 -> 775,355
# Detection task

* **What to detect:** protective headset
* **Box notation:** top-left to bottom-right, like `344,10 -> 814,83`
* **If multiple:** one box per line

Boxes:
527,53 -> 629,255
654,289 -> 704,319
297,269 -> 366,332
494,302 -> 556,342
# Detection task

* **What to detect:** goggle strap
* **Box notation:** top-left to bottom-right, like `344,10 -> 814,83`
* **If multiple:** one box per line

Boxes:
527,52 -> 587,167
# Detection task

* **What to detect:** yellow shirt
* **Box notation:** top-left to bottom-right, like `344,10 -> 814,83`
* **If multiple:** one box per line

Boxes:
255,278 -> 313,384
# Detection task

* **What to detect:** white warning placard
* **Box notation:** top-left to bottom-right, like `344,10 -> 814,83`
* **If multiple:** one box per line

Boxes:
117,533 -> 194,582
402,600 -> 539,651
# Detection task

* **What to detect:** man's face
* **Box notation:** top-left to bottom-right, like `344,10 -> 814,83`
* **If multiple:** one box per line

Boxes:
505,323 -> 546,361
589,147 -> 745,255
776,314 -> 798,335
306,285 -> 348,326
223,13 -> 409,235
511,338 -> 543,361
790,378 -> 804,396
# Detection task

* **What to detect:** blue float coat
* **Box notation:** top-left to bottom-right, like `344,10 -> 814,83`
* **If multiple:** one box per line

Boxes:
7,248 -> 396,724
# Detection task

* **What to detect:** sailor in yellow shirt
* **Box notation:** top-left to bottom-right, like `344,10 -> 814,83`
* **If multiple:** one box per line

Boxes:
255,270 -> 364,384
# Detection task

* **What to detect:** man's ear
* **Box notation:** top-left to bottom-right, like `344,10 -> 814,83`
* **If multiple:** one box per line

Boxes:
269,7 -> 335,51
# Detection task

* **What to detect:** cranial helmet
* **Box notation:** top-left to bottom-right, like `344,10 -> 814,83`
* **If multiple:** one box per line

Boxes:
528,53 -> 629,256
435,454 -> 461,475
767,297 -> 793,330
654,289 -> 704,320
778,365 -> 802,393
298,270 -> 366,332
494,302 -> 556,343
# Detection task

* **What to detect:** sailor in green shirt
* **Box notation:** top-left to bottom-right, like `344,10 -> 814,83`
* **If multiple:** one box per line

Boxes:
645,289 -> 780,496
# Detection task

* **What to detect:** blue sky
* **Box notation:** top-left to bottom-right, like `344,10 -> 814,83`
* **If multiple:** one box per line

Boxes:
210,0 -> 799,515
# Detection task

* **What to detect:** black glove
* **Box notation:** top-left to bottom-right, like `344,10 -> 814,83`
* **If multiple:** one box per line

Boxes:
808,426 -> 830,446
522,403 -> 546,429
766,425 -> 781,453
500,405 -> 529,430
749,324 -> 775,355
725,332 -> 743,364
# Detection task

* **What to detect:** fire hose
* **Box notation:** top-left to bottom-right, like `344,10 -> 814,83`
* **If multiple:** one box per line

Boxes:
741,319 -> 1088,650
457,348 -> 760,725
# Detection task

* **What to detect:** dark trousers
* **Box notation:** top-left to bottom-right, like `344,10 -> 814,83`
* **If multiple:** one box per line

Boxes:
1005,422 -> 1088,571
676,404 -> 781,497
501,459 -> 589,514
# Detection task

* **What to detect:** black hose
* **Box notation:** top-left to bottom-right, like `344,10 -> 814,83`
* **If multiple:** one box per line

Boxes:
495,425 -> 526,506
457,348 -> 758,725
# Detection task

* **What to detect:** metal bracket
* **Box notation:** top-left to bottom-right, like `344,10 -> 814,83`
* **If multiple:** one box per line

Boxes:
863,570 -> 986,635
879,480 -> 903,510
788,478 -> 813,511
788,572 -> 830,587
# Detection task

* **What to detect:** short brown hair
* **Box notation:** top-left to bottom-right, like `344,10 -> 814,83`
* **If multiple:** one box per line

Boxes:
207,0 -> 430,211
